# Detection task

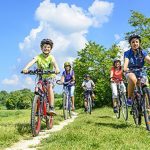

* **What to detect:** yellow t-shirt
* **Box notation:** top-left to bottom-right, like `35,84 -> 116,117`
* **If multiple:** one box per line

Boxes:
35,53 -> 55,78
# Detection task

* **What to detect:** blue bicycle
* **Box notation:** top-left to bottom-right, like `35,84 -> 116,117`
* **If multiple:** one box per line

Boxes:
57,80 -> 74,120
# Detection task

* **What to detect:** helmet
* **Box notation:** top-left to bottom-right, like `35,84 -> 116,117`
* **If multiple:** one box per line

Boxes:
113,58 -> 121,66
84,74 -> 90,78
40,39 -> 53,48
128,34 -> 141,43
64,62 -> 71,68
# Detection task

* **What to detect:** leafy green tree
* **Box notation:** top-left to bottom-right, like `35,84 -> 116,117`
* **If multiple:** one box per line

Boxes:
73,42 -> 120,108
127,10 -> 150,49
0,90 -> 8,106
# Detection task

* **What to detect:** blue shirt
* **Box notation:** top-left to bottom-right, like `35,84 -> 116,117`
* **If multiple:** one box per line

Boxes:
124,49 -> 148,69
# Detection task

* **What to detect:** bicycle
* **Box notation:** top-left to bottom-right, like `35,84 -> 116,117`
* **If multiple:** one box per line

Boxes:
111,77 -> 128,121
127,67 -> 150,130
84,88 -> 93,114
21,69 -> 56,136
56,80 -> 74,120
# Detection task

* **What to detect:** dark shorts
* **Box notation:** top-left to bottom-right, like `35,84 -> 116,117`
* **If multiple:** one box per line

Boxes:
84,90 -> 94,100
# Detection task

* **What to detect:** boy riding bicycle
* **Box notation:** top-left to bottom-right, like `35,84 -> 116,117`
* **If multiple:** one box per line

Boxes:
22,38 -> 60,114
82,74 -> 95,112
60,62 -> 75,111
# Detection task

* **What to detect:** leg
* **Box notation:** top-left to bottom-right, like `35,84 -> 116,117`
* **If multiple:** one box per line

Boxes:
70,86 -> 75,110
111,82 -> 118,107
127,73 -> 137,98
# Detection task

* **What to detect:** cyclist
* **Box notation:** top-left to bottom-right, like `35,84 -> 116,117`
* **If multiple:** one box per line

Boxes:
110,58 -> 126,113
22,39 -> 60,114
82,74 -> 95,112
60,62 -> 75,111
124,34 -> 150,106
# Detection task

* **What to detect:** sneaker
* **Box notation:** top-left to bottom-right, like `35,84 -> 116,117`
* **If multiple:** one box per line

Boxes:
47,106 -> 57,115
113,107 -> 118,113
127,98 -> 133,107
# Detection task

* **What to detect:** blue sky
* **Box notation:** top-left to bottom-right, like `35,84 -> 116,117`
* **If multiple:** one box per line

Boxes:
0,0 -> 150,93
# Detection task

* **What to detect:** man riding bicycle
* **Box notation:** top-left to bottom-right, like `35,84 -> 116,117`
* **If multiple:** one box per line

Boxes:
124,34 -> 150,106
22,38 -> 60,114
82,74 -> 95,112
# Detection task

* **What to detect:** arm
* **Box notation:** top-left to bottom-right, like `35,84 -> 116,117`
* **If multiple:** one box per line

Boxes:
22,58 -> 37,73
145,55 -> 150,64
51,56 -> 60,74
123,58 -> 129,72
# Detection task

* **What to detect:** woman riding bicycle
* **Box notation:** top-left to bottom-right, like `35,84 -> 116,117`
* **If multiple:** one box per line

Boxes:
124,34 -> 150,106
60,62 -> 75,111
110,58 -> 126,113
22,38 -> 60,114
82,74 -> 95,112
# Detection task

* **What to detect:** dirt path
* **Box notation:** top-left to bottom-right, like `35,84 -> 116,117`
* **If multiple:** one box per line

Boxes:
5,113 -> 78,150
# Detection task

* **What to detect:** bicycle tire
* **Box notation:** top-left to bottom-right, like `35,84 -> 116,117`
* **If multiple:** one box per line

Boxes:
143,87 -> 150,131
115,98 -> 120,119
87,95 -> 92,114
31,95 -> 41,136
121,93 -> 128,121
63,93 -> 68,120
132,99 -> 142,126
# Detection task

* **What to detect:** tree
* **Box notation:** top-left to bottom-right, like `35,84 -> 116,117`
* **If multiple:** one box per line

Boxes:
73,41 -> 120,107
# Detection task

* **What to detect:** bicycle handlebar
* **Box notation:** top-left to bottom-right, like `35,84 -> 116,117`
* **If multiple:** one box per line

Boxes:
125,66 -> 150,73
21,69 -> 57,75
110,77 -> 123,82
56,80 -> 75,86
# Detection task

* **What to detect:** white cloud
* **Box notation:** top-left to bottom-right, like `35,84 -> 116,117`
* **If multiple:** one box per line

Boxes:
88,0 -> 114,27
117,40 -> 129,62
114,34 -> 121,41
15,0 -> 114,91
2,75 -> 19,85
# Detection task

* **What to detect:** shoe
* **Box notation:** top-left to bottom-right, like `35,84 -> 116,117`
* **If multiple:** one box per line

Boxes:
113,107 -> 118,113
47,106 -> 57,115
127,98 -> 133,107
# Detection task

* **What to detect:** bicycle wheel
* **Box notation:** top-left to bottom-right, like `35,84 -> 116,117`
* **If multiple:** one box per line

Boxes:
46,103 -> 53,129
143,87 -> 150,131
115,99 -> 120,119
63,93 -> 68,120
31,95 -> 41,136
120,93 -> 128,121
87,95 -> 92,114
132,99 -> 142,126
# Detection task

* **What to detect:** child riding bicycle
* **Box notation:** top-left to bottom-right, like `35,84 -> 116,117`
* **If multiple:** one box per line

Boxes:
60,62 -> 75,111
110,58 -> 126,113
22,38 -> 60,114
124,34 -> 150,106
82,74 -> 95,112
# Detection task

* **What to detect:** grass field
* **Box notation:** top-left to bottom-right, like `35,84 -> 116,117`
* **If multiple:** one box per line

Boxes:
38,107 -> 150,150
0,108 -> 63,150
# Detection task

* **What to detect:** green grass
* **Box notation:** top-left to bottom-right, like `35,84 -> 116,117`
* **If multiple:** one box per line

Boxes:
0,108 -> 63,150
38,107 -> 150,150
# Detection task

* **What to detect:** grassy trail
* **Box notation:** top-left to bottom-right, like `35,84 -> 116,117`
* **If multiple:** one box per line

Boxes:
38,107 -> 150,150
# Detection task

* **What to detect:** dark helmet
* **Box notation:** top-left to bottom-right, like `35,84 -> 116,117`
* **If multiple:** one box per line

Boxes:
128,34 -> 141,43
84,74 -> 90,78
40,39 -> 53,48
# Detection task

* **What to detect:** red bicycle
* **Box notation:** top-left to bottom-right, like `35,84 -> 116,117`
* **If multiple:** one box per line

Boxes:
21,69 -> 56,136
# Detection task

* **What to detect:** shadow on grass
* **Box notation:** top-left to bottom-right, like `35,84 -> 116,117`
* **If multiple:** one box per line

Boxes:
95,122 -> 129,129
97,115 -> 113,119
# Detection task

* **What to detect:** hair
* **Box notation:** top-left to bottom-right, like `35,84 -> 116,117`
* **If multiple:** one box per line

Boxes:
113,60 -> 121,69
40,39 -> 53,49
